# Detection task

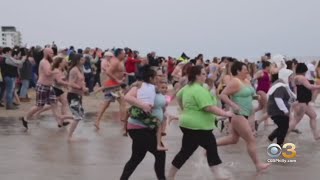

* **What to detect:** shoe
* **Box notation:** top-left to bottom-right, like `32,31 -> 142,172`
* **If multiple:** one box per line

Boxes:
19,117 -> 28,129
13,102 -> 20,106
0,103 -> 4,107
58,122 -> 70,128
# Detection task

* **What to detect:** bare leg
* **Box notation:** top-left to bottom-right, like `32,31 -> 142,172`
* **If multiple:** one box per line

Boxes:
95,101 -> 110,129
305,105 -> 320,140
232,116 -> 271,171
157,123 -> 168,151
117,96 -> 126,121
216,126 -> 239,146
14,91 -> 20,105
288,103 -> 305,133
60,94 -> 68,115
161,118 -> 167,135
34,104 -> 52,118
67,120 -> 81,142
50,103 -> 65,126
122,109 -> 130,136
167,166 -> 179,180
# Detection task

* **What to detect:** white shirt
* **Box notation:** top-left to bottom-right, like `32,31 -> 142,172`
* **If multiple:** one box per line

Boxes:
137,83 -> 156,106
306,63 -> 316,81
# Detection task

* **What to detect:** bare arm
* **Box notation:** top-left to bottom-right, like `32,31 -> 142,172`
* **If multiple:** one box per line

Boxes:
204,106 -> 232,117
253,70 -> 263,80
55,73 -> 69,86
42,61 -> 59,77
220,79 -> 241,110
300,77 -> 320,90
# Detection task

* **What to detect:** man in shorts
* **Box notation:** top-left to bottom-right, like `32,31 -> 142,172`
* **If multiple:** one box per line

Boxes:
94,48 -> 127,129
20,48 -> 70,129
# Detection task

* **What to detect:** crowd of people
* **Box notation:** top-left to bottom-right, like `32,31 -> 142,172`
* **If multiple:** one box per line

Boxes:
1,44 -> 320,179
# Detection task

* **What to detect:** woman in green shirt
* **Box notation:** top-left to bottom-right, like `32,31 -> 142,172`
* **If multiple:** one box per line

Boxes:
168,65 -> 233,180
218,61 -> 271,172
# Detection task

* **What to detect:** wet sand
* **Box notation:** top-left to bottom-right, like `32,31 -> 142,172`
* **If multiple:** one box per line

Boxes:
0,91 -> 319,180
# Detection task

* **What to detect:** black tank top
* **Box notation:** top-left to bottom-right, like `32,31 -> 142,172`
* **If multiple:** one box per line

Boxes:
296,85 -> 312,103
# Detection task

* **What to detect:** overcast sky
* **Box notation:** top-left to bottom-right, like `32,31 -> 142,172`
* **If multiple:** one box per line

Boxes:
1,0 -> 319,59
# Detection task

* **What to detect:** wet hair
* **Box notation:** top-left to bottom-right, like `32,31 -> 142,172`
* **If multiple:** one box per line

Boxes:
295,63 -> 308,74
52,56 -> 65,70
182,63 -> 193,77
114,48 -> 124,57
188,65 -> 203,84
140,65 -> 157,84
231,61 -> 246,76
262,61 -> 271,69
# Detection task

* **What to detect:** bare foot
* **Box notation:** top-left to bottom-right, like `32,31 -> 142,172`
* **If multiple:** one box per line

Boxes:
122,129 -> 128,136
94,122 -> 100,130
157,145 -> 168,151
213,169 -> 231,180
256,163 -> 271,172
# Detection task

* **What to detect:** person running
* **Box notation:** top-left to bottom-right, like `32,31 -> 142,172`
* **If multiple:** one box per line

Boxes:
35,56 -> 70,117
120,65 -> 166,180
67,54 -> 89,142
94,48 -> 126,130
267,68 -> 296,146
20,48 -> 70,129
289,63 -> 320,140
254,61 -> 271,130
167,65 -> 233,180
218,61 -> 271,172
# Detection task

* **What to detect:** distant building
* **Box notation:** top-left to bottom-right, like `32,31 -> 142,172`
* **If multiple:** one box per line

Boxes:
0,26 -> 22,47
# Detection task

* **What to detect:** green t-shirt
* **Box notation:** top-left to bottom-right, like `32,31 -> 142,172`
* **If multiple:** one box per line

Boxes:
177,83 -> 217,130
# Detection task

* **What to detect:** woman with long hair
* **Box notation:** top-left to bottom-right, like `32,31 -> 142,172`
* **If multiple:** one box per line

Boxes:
67,54 -> 88,141
218,61 -> 271,172
167,65 -> 233,180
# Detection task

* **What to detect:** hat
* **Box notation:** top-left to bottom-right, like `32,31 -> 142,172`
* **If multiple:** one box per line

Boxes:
271,54 -> 286,69
104,51 -> 114,57
278,68 -> 293,84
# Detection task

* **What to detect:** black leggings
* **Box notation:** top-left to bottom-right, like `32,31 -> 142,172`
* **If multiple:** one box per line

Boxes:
172,127 -> 222,169
268,115 -> 289,146
120,129 -> 166,180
